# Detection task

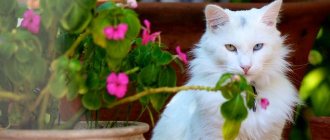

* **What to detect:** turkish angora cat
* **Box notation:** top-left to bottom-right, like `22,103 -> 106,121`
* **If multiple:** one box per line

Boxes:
152,0 -> 299,139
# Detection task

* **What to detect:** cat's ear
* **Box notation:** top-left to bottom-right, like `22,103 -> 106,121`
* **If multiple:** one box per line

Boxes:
205,5 -> 229,31
261,0 -> 282,27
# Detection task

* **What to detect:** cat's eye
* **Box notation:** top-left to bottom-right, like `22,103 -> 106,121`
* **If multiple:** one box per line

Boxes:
253,43 -> 264,51
225,44 -> 237,52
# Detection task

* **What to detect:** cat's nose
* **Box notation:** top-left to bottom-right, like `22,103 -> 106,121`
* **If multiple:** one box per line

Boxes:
240,65 -> 251,74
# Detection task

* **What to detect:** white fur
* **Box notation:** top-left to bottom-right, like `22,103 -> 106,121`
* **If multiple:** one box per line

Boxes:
152,0 -> 299,139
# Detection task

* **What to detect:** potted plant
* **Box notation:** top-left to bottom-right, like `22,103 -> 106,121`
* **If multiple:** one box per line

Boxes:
0,0 -> 258,139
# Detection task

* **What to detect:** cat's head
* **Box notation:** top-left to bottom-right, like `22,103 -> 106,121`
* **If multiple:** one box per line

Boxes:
192,0 -> 289,84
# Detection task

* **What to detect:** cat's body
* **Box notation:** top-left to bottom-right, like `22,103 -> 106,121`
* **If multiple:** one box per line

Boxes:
152,0 -> 299,139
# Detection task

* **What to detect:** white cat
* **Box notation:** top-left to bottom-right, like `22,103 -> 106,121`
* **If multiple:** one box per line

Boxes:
152,0 -> 299,139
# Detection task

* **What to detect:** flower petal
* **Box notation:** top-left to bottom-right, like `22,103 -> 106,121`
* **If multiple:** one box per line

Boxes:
118,73 -> 129,85
21,10 -> 41,34
104,26 -> 115,40
115,85 -> 127,98
107,72 -> 118,83
23,10 -> 34,19
176,46 -> 188,64
149,31 -> 160,42
106,83 -> 117,95
143,19 -> 151,31
260,98 -> 270,110
142,29 -> 150,45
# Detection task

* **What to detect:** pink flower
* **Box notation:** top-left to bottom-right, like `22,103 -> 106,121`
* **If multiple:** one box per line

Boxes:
21,10 -> 40,34
176,46 -> 188,64
103,23 -> 128,40
127,0 -> 138,9
142,19 -> 161,45
260,98 -> 270,110
106,72 -> 129,98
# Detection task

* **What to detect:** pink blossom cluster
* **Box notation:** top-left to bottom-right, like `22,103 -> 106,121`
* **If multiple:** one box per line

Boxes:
103,24 -> 128,41
176,46 -> 188,64
142,19 -> 161,45
106,72 -> 129,98
21,10 -> 41,34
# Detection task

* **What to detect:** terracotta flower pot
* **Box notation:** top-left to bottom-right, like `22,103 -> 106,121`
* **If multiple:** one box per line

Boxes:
0,121 -> 149,140
309,117 -> 330,140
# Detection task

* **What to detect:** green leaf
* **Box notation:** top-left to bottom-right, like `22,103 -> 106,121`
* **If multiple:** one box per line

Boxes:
103,91 -> 116,105
0,15 -> 18,32
15,46 -> 32,63
149,66 -> 177,112
121,9 -> 141,40
67,75 -> 84,101
0,0 -> 17,15
82,92 -> 102,110
150,93 -> 169,112
106,39 -> 131,60
68,59 -> 82,72
0,0 -> 18,32
86,72 -> 100,90
91,7 -> 140,54
299,67 -> 327,100
3,60 -> 22,85
96,2 -> 116,12
221,87 -> 234,100
215,73 -> 233,89
60,4 -> 92,34
221,94 -> 247,140
158,66 -> 177,87
28,55 -> 47,84
222,119 -> 242,140
138,65 -> 160,86
76,0 -> 96,10
152,47 -> 173,66
311,82 -> 330,116
221,94 -> 247,121
0,43 -> 17,60
245,86 -> 255,109
49,73 -> 68,98
131,46 -> 152,67
67,81 -> 79,101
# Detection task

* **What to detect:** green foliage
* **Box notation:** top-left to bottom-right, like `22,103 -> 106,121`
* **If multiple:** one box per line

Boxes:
216,73 -> 254,140
300,67 -> 330,116
82,92 -> 102,110
0,0 -> 19,32
40,0 -> 96,33
0,30 -> 46,89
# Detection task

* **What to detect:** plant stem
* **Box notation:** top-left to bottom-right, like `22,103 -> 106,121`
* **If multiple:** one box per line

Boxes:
38,90 -> 50,129
65,30 -> 90,58
106,86 -> 217,109
125,67 -> 139,75
29,85 -> 49,112
0,91 -> 26,101
55,108 -> 86,129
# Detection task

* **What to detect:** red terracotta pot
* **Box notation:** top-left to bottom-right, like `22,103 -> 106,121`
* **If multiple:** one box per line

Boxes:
309,117 -> 330,140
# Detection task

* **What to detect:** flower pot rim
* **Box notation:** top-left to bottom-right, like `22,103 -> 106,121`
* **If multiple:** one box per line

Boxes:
0,121 -> 149,140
